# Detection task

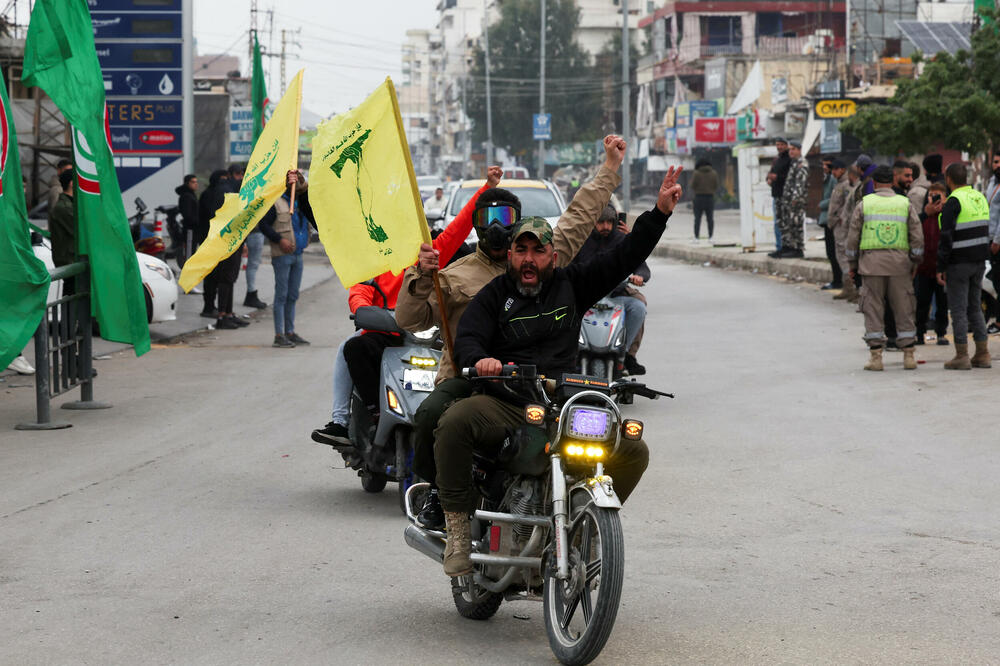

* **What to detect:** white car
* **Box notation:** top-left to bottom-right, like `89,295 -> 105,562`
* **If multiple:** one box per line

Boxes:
32,235 -> 178,324
438,178 -> 567,245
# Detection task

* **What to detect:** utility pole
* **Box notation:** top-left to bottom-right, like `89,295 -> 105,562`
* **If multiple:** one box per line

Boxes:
483,0 -> 494,167
537,0 -> 546,179
249,0 -> 259,74
281,29 -> 286,95
621,0 -> 631,215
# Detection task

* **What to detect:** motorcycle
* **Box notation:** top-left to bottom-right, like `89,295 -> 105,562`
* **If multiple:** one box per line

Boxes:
128,197 -> 167,261
341,304 -> 442,513
155,204 -> 189,267
578,282 -> 640,401
403,364 -> 671,666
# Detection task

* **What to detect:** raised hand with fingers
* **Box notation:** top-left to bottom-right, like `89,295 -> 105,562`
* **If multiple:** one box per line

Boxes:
486,165 -> 503,188
602,134 -> 626,170
656,169 -> 683,215
417,242 -> 440,273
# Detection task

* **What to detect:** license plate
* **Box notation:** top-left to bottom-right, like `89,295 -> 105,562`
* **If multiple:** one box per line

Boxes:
403,369 -> 436,392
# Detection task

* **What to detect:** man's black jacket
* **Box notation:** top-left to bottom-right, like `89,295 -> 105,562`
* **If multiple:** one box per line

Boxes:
175,184 -> 198,231
769,150 -> 790,198
454,205 -> 670,379
573,227 -> 651,296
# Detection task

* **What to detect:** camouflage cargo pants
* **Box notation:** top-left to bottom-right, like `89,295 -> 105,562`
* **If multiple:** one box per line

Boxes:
780,203 -> 805,251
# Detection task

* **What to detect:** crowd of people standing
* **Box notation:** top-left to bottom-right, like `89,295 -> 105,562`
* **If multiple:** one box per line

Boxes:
810,149 -> 1000,370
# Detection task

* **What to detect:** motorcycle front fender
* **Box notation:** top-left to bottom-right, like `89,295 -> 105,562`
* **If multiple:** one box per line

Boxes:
569,477 -> 622,511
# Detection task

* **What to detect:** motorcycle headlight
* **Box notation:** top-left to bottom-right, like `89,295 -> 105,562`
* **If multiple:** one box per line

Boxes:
613,327 -> 625,347
564,407 -> 614,441
578,331 -> 585,346
564,442 -> 606,459
408,355 -> 437,367
144,261 -> 173,282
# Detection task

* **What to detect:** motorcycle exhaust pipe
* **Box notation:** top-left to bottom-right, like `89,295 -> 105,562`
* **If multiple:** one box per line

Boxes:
404,524 -> 444,563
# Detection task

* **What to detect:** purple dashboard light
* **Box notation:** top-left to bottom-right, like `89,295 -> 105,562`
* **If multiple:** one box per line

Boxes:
569,408 -> 610,439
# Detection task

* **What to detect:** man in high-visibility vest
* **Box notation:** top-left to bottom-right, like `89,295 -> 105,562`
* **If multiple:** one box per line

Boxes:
936,162 -> 993,369
846,165 -> 924,371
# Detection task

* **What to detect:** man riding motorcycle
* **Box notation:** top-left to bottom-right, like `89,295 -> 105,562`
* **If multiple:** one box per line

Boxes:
434,170 -> 683,576
573,204 -> 651,375
310,167 -> 503,447
395,135 -> 630,530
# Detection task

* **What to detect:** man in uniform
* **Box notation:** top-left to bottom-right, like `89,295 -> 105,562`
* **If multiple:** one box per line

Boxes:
828,160 -> 856,301
936,162 -> 992,369
845,166 -> 924,371
395,135 -> 636,530
778,140 -> 808,258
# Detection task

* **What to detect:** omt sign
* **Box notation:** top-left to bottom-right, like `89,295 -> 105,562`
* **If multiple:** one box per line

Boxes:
815,99 -> 857,119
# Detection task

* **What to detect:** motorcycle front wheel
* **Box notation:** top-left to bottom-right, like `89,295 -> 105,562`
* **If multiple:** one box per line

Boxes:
543,503 -> 624,666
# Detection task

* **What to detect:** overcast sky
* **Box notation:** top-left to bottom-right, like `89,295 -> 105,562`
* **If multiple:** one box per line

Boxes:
193,0 -> 439,117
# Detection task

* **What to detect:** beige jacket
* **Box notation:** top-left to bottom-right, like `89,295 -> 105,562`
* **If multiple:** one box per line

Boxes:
845,188 -> 924,276
269,196 -> 297,257
826,172 -> 851,230
395,163 -> 622,382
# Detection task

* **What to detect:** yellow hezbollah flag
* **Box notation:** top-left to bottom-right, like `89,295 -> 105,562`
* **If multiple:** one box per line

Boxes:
309,77 -> 430,288
179,70 -> 304,292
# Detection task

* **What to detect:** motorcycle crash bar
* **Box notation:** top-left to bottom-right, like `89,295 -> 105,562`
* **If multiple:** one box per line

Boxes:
404,524 -> 542,570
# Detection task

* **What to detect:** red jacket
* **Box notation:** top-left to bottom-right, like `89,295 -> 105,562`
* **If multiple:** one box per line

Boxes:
917,213 -> 940,276
346,183 -> 486,312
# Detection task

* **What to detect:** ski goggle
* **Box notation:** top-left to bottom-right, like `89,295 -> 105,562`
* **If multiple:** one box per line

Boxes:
472,205 -> 519,230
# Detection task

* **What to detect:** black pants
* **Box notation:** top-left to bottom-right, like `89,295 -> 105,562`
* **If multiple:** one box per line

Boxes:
822,226 -> 842,286
214,245 -> 243,314
412,377 -> 475,483
990,257 -> 1000,320
915,274 -> 949,337
693,194 -> 715,239
343,331 -> 403,410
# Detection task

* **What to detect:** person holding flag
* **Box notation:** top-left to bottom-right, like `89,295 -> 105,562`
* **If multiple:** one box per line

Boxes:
179,68 -> 305,310
258,169 -> 316,347
311,166 -> 503,447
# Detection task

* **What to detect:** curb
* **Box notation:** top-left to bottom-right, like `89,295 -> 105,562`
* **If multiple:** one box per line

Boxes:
651,242 -> 835,284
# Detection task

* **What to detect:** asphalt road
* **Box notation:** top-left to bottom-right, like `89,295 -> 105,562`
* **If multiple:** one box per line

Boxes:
2,257 -> 999,664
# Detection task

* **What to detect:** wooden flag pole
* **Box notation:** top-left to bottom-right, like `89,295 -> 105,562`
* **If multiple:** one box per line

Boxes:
432,271 -> 456,370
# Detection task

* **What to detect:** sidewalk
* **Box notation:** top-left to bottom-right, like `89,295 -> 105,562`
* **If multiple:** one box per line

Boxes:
97,244 -> 336,356
633,198 -> 837,285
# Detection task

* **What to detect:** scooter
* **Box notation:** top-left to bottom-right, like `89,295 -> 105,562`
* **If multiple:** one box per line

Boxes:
342,305 -> 442,513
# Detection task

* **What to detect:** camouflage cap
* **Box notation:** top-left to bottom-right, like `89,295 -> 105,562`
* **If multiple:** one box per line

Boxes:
511,216 -> 553,245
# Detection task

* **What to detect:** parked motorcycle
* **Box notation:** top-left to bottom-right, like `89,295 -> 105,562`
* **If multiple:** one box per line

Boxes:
403,364 -> 671,666
155,204 -> 188,266
342,304 -> 442,512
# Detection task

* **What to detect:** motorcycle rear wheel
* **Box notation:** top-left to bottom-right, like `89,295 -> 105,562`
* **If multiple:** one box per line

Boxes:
451,576 -> 503,621
360,468 -> 387,493
543,503 -> 624,665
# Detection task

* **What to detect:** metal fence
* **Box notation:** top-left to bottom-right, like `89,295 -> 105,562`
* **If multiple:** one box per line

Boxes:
15,260 -> 111,430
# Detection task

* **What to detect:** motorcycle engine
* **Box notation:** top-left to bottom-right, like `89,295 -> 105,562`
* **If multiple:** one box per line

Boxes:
508,478 -> 545,544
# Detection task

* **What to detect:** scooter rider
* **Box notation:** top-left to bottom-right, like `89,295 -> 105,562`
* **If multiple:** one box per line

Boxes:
310,167 -> 503,447
573,204 -> 651,374
434,169 -> 683,576
396,135 -> 630,530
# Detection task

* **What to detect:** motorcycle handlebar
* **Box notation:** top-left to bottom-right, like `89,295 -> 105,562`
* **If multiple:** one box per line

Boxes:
461,364 -> 524,379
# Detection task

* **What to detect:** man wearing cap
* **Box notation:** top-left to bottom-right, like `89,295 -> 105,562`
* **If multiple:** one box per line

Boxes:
766,138 -> 791,257
937,162 -> 992,369
819,157 -> 845,289
432,171 -> 683,576
777,140 -> 808,258
828,159 -> 857,300
396,135 -> 634,530
846,165 -> 924,371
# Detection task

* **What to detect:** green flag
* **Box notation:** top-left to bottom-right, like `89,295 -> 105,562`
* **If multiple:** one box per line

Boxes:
23,0 -> 150,357
0,68 -> 51,370
252,34 -> 269,143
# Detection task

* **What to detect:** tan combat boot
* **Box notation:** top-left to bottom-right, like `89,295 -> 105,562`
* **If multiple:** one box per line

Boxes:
944,343 -> 972,370
443,511 -> 473,577
864,347 -> 884,371
971,339 -> 992,368
833,282 -> 856,300
902,346 -> 917,370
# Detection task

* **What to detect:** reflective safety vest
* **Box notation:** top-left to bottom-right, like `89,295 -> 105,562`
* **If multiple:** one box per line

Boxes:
859,193 -> 910,251
945,186 -> 990,250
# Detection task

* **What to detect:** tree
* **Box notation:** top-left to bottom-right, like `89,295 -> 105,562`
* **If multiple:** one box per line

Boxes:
841,8 -> 1000,156
466,0 -> 603,159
